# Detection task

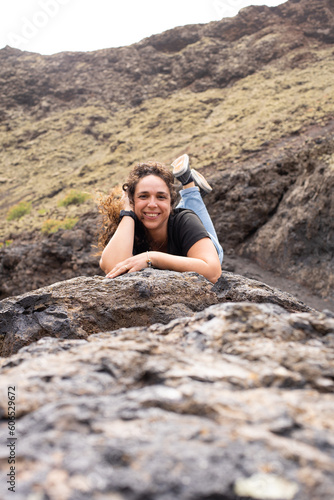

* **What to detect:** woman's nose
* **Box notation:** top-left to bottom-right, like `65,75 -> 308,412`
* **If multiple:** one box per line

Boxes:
148,196 -> 157,207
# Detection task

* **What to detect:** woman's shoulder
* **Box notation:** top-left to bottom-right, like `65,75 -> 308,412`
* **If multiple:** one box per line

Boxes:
170,208 -> 202,227
171,207 -> 197,219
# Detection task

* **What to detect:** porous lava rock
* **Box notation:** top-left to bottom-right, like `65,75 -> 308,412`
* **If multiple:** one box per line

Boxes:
0,298 -> 333,499
0,269 -> 312,357
0,212 -> 102,301
208,130 -> 334,301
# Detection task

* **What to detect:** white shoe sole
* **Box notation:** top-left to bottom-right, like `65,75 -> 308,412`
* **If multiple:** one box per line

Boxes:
172,154 -> 189,177
191,169 -> 212,193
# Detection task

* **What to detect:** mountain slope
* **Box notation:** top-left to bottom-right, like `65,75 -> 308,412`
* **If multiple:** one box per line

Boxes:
0,0 -> 333,305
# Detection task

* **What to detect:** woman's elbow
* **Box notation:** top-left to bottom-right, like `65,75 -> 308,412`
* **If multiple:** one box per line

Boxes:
207,273 -> 221,284
210,272 -> 222,284
207,264 -> 222,284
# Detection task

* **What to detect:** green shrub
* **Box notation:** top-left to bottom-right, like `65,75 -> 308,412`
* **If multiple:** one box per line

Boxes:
6,201 -> 32,221
58,190 -> 91,207
0,240 -> 13,249
41,217 -> 78,234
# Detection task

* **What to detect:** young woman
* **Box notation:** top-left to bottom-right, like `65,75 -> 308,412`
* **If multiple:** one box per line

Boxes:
99,154 -> 223,284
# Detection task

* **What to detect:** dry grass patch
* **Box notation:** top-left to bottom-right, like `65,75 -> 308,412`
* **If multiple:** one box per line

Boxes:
1,46 -> 333,238
41,217 -> 79,234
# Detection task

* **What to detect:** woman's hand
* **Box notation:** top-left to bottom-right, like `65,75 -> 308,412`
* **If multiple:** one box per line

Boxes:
106,253 -> 149,278
120,190 -> 132,211
104,240 -> 221,283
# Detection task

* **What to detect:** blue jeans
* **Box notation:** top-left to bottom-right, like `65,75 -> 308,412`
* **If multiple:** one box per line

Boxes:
176,186 -> 224,264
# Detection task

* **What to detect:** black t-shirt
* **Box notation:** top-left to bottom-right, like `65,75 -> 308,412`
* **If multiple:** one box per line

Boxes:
133,208 -> 210,256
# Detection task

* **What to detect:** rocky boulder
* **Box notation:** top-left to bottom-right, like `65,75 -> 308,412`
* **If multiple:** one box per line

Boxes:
0,292 -> 333,499
0,212 -> 103,301
0,270 -> 313,358
209,127 -> 334,302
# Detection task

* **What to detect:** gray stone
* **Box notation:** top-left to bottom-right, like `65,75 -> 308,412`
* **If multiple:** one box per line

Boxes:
0,270 -> 312,357
0,300 -> 333,499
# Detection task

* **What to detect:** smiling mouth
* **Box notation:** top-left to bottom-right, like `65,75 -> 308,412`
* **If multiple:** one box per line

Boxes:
144,213 -> 160,218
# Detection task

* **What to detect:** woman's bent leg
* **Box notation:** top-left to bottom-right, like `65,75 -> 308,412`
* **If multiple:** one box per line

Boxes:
177,186 -> 224,263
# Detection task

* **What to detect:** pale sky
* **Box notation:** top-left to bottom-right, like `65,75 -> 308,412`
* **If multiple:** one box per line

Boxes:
0,0 -> 286,55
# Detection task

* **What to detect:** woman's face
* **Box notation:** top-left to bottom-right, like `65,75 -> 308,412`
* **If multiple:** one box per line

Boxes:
133,175 -> 172,232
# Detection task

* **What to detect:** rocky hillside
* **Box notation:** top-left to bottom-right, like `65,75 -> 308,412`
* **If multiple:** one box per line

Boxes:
0,0 -> 333,308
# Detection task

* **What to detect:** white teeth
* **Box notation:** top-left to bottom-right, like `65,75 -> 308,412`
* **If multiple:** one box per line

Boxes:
145,213 -> 159,217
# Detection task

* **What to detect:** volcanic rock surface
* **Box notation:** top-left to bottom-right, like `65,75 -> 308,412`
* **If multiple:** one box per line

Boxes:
0,271 -> 333,499
0,269 -> 313,358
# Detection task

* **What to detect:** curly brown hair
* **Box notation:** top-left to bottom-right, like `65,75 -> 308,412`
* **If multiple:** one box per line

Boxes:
97,161 -> 177,250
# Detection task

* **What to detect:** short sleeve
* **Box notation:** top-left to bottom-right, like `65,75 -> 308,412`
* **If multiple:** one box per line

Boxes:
168,209 -> 210,256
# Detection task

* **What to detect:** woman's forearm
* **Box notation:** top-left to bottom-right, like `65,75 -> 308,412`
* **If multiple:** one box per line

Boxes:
149,251 -> 221,284
100,216 -> 135,273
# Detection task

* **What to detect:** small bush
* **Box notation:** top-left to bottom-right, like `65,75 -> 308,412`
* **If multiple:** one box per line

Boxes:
0,240 -> 13,250
41,217 -> 78,234
58,190 -> 91,207
7,201 -> 32,221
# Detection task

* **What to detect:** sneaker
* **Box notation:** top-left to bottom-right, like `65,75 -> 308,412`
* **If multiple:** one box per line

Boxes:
171,154 -> 192,185
191,169 -> 212,195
